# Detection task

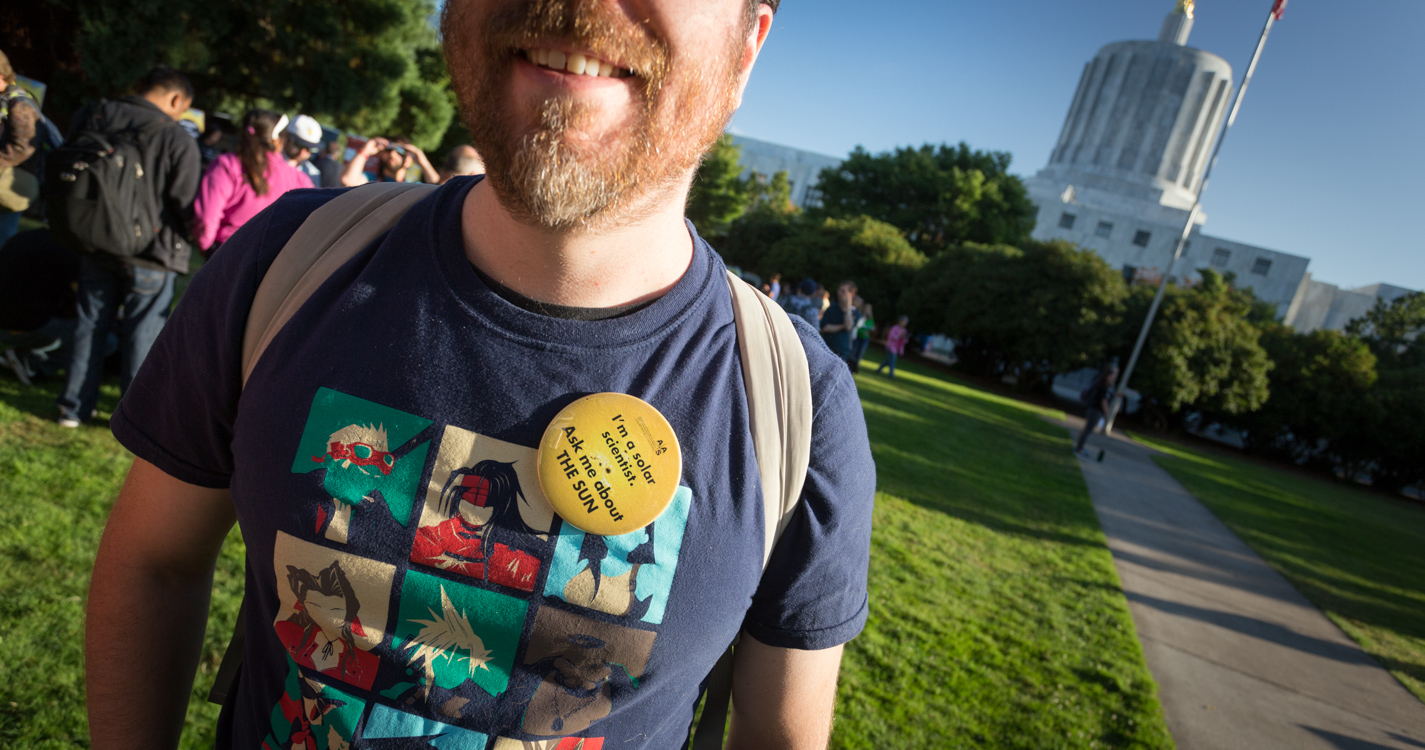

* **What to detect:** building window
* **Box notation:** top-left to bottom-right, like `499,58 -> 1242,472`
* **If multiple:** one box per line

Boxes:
1095,221 -> 1114,238
1059,212 -> 1077,229
1132,230 -> 1152,247
1211,248 -> 1231,267
1121,264 -> 1138,284
1251,258 -> 1272,276
802,187 -> 822,207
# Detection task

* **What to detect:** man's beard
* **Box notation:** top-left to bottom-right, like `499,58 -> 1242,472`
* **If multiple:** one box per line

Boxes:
443,0 -> 746,232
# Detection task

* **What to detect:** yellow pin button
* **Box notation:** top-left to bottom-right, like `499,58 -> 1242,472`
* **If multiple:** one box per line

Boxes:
537,393 -> 682,536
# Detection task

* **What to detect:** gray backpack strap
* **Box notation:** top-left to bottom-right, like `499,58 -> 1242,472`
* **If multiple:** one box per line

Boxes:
241,182 -> 437,385
208,182 -> 436,705
691,271 -> 814,749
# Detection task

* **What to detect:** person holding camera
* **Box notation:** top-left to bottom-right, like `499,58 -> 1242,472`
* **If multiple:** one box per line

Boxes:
340,135 -> 438,186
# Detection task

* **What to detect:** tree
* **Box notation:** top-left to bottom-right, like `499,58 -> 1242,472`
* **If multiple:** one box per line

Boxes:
1118,270 -> 1272,425
1343,292 -> 1425,492
1214,325 -> 1377,470
762,215 -> 925,322
0,0 -> 453,148
716,188 -> 799,275
687,135 -> 758,238
812,142 -> 1036,256
898,239 -> 1126,389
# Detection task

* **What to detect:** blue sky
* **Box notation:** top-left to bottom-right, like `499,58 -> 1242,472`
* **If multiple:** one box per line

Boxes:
730,0 -> 1425,292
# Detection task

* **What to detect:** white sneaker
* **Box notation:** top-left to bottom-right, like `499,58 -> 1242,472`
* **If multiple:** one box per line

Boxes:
3,349 -> 32,386
57,418 -> 81,429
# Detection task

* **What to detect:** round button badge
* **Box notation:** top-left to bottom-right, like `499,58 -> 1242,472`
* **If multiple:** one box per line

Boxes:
536,393 -> 682,537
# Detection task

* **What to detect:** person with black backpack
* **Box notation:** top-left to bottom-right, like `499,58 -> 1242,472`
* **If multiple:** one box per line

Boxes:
49,66 -> 200,427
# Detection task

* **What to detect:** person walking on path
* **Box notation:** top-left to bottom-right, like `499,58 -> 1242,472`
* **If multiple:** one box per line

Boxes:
86,1 -> 874,748
767,272 -> 781,301
847,299 -> 874,373
1075,363 -> 1118,457
876,315 -> 909,378
193,109 -> 313,257
821,280 -> 861,366
54,67 -> 201,428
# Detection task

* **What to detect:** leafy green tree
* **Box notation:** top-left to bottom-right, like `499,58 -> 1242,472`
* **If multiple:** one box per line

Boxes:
812,142 -> 1036,256
899,239 -> 1126,390
687,135 -> 758,238
1346,292 -> 1425,369
763,215 -> 925,322
1215,325 -> 1377,470
1343,292 -> 1425,492
1119,270 -> 1272,424
1,0 -> 452,147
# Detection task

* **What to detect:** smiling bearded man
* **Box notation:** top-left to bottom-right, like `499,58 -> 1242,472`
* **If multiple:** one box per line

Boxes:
85,1 -> 876,748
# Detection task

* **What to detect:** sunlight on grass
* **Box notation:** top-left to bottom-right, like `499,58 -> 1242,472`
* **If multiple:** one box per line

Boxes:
1134,434 -> 1425,704
0,353 -> 1173,748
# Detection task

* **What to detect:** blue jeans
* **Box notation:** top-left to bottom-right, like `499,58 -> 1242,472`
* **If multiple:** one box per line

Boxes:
57,257 -> 174,422
876,351 -> 899,377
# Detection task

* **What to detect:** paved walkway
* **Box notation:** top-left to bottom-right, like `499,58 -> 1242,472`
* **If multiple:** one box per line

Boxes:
1064,418 -> 1425,750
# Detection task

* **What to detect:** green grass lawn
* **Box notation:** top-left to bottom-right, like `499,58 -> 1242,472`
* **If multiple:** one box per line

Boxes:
1136,434 -> 1425,704
0,351 -> 1173,748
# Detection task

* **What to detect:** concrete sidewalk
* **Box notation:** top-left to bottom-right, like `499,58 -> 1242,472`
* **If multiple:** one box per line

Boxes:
1065,419 -> 1425,750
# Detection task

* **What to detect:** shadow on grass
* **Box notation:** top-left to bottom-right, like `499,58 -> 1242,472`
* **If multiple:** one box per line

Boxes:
855,362 -> 1107,550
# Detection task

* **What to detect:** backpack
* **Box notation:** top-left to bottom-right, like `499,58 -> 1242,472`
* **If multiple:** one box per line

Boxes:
45,103 -> 167,259
209,182 -> 814,748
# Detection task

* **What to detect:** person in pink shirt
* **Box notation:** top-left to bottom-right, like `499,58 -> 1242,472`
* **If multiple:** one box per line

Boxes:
876,315 -> 910,379
193,108 -> 313,256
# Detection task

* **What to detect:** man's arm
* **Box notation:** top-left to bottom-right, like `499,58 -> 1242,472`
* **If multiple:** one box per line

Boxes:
406,143 -> 440,184
725,633 -> 845,750
87,458 -> 236,750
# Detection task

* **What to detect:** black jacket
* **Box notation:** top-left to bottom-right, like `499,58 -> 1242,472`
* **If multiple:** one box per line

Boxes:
69,97 -> 201,273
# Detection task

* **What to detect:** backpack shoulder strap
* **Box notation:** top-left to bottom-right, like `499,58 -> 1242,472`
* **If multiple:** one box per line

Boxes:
725,270 -> 814,568
691,271 -> 814,750
208,181 -> 435,706
241,181 -> 436,385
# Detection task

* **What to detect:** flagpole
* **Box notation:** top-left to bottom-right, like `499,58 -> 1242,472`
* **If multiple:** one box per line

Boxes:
1105,0 -> 1286,434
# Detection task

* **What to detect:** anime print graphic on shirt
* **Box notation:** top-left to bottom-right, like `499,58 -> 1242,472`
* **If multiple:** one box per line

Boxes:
388,569 -> 529,711
355,703 -> 489,749
491,738 -> 605,749
292,388 -> 434,544
263,657 -> 366,750
411,426 -> 553,592
542,486 -> 691,625
512,606 -> 655,737
272,531 -> 396,691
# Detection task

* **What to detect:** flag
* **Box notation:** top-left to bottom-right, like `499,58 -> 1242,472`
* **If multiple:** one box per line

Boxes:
1272,0 -> 1288,20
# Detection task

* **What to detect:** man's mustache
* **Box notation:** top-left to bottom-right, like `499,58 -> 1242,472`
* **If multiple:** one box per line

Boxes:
474,0 -> 671,84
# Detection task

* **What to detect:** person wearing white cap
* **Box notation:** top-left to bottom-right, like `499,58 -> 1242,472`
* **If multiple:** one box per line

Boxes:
192,108 -> 313,257
282,114 -> 323,187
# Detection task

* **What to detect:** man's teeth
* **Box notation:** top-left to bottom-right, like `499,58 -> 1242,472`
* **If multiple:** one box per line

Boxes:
524,48 -> 624,78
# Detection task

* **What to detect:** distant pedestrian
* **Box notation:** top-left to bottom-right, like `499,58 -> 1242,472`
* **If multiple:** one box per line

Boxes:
54,66 -> 201,427
783,277 -> 821,329
821,280 -> 861,365
767,273 -> 782,301
281,114 -> 323,187
312,139 -> 345,188
876,315 -> 909,378
1076,363 -> 1119,457
438,144 -> 484,184
193,109 -> 312,257
848,300 -> 874,373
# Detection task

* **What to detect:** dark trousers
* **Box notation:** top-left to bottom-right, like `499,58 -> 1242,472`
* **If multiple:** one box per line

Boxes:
875,350 -> 899,377
57,256 -> 174,421
1076,408 -> 1104,452
0,317 -> 76,378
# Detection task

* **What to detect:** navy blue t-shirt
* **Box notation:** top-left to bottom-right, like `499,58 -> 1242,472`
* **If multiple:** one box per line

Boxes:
112,177 -> 875,749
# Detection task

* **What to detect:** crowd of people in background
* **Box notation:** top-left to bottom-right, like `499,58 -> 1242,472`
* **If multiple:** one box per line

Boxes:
759,271 -> 910,378
0,57 -> 487,426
